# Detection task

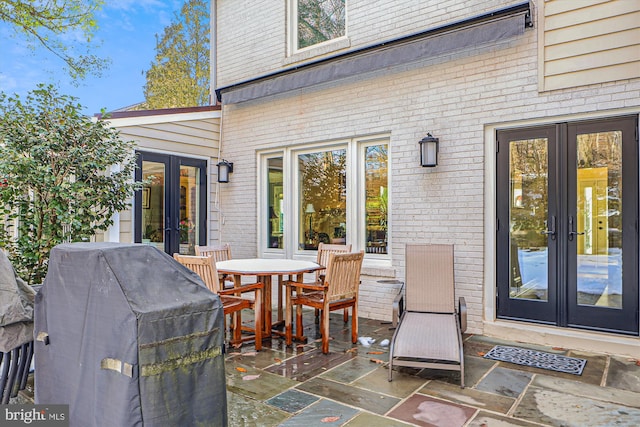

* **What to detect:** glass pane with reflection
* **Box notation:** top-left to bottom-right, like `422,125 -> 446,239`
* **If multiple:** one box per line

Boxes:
142,161 -> 165,252
298,149 -> 346,250
509,138 -> 549,301
178,165 -> 201,255
267,157 -> 284,249
576,131 -> 622,308
365,144 -> 388,254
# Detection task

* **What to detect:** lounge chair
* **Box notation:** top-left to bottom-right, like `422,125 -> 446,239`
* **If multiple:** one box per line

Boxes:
388,244 -> 467,387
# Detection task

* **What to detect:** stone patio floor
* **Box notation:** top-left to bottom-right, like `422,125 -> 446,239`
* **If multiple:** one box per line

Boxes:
11,309 -> 640,426
225,310 -> 640,427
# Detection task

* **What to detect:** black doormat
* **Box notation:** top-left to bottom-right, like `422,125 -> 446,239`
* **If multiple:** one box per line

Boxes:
483,345 -> 587,375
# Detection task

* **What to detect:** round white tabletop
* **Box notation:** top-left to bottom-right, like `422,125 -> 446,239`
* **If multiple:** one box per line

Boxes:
216,258 -> 321,275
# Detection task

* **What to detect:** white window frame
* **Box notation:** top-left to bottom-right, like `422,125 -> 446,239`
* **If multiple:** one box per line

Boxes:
287,0 -> 348,57
258,134 -> 391,267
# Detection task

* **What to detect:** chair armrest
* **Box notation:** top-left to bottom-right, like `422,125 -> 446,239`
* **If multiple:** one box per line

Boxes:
458,296 -> 467,333
283,281 -> 325,292
218,282 -> 263,296
392,284 -> 404,328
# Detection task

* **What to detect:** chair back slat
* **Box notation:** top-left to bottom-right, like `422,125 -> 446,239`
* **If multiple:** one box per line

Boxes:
173,254 -> 220,293
316,243 -> 352,282
323,251 -> 364,302
405,244 -> 455,313
195,244 -> 232,263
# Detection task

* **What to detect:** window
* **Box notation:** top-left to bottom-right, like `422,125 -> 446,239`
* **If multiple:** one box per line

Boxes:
298,148 -> 347,249
261,135 -> 389,260
267,157 -> 284,249
291,0 -> 346,52
364,144 -> 388,254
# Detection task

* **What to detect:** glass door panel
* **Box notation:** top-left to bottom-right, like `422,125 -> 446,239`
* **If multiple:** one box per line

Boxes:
567,117 -> 637,333
178,165 -> 202,255
575,131 -> 622,308
509,138 -> 549,301
497,126 -> 557,324
141,160 -> 166,252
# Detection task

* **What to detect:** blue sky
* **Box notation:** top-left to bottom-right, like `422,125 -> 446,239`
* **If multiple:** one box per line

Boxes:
0,0 -> 187,116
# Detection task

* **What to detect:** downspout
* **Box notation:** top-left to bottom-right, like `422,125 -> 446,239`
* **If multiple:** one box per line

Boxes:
210,0 -> 217,107
211,0 -> 225,243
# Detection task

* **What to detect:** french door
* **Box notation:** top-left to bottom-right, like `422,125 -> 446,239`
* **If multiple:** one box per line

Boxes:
134,152 -> 207,255
497,116 -> 638,334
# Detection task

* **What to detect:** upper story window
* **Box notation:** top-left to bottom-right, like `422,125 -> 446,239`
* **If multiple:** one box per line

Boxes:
291,0 -> 346,52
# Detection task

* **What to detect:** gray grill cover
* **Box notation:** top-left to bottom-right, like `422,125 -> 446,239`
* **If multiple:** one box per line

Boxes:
0,250 -> 35,352
34,243 -> 227,426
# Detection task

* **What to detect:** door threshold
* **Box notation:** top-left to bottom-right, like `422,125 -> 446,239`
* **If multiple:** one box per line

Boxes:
483,319 -> 640,359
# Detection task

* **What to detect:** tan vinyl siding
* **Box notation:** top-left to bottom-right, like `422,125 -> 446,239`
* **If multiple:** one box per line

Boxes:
106,112 -> 221,245
540,0 -> 640,91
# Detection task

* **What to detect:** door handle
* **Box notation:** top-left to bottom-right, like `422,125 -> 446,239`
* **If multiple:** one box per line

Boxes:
568,216 -> 585,241
541,216 -> 556,239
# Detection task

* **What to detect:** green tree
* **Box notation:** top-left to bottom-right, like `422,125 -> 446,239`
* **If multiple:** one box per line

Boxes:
0,85 -> 140,284
0,0 -> 109,79
142,0 -> 210,109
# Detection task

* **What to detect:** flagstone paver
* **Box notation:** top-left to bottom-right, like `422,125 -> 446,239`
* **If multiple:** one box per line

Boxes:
277,399 -> 360,426
343,411 -> 414,426
386,394 -> 476,427
513,386 -> 640,427
227,391 -> 290,427
265,389 -> 320,413
606,356 -> 640,393
351,366 -> 428,398
296,377 -> 401,415
419,379 -> 516,414
475,366 -> 533,398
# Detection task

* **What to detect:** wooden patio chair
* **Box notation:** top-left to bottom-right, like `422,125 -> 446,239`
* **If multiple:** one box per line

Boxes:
195,243 -> 233,289
173,253 -> 264,351
311,243 -> 352,323
388,244 -> 467,387
285,251 -> 364,354
315,243 -> 352,283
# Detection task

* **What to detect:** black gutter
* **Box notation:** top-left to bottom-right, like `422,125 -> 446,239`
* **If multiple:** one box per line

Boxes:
215,1 -> 531,102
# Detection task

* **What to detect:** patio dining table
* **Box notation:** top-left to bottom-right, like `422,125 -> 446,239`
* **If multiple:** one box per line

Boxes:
216,258 -> 322,338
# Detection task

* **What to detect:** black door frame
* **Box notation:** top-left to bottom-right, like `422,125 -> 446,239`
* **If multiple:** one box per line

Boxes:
496,115 -> 639,335
134,151 -> 207,255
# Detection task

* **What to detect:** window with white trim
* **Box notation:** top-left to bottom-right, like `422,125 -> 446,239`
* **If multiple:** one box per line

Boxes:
289,0 -> 346,52
261,135 -> 389,259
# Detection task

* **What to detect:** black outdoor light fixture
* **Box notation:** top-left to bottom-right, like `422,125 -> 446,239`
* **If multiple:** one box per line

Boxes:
217,160 -> 234,183
419,133 -> 439,167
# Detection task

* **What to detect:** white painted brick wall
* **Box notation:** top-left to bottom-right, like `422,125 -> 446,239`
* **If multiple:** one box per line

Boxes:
216,0 -> 518,87
215,2 -> 640,332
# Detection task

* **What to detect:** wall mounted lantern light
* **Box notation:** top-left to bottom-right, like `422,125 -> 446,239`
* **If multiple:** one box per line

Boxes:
217,160 -> 234,183
419,133 -> 439,167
